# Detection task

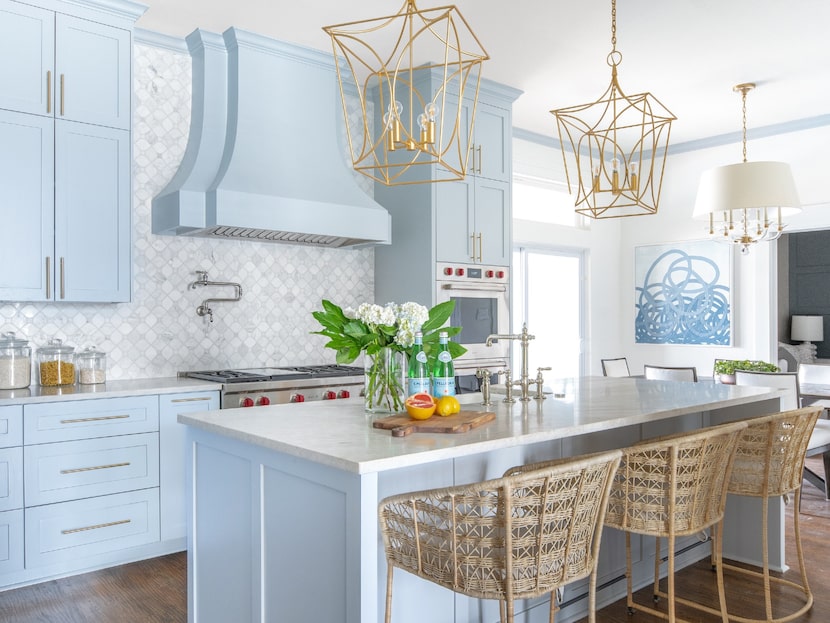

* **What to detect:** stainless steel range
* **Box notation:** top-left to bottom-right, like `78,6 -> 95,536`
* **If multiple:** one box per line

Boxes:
181,365 -> 364,409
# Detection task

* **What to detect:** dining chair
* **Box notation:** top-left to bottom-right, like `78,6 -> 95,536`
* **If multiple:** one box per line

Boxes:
734,370 -> 799,410
379,449 -> 623,623
714,407 -> 821,623
604,421 -> 748,623
601,357 -> 630,377
643,364 -> 698,382
796,362 -> 830,411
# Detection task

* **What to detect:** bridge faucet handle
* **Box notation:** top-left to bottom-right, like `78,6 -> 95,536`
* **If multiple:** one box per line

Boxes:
476,369 -> 492,406
535,367 -> 551,400
498,368 -> 515,403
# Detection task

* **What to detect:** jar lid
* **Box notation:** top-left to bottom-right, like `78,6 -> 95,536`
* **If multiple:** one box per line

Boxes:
0,331 -> 29,348
37,338 -> 75,355
78,346 -> 106,359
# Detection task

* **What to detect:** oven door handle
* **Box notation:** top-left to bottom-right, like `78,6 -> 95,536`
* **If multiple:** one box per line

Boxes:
440,283 -> 507,292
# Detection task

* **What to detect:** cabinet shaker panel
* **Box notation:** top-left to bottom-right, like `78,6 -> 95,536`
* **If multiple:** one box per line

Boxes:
0,0 -> 54,116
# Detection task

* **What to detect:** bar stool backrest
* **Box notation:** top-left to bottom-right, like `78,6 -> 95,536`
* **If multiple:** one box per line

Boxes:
735,370 -> 799,410
643,364 -> 698,382
797,362 -> 830,386
729,407 -> 821,497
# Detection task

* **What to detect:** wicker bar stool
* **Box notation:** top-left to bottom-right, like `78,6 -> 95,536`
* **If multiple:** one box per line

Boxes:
712,407 -> 821,623
603,420 -> 748,623
378,449 -> 622,623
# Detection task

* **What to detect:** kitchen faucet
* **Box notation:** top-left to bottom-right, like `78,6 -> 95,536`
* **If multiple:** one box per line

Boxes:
485,324 -> 536,401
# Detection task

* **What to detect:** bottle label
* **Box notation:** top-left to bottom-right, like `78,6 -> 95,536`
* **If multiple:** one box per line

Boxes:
438,351 -> 452,363
433,377 -> 456,397
415,351 -> 427,363
408,377 -> 430,395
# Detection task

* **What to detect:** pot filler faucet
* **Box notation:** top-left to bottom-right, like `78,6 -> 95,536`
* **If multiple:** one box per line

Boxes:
188,270 -> 243,322
484,324 -> 548,402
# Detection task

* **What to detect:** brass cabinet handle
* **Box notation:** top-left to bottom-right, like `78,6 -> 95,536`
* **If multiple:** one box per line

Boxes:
171,396 -> 213,403
60,461 -> 130,475
60,74 -> 65,116
59,257 -> 65,299
476,145 -> 482,174
469,233 -> 476,261
45,257 -> 51,299
47,71 -> 52,113
61,518 -> 131,535
60,414 -> 130,424
477,232 -> 483,262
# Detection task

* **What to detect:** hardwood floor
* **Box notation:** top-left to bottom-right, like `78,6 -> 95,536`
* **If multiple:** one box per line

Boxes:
0,460 -> 826,623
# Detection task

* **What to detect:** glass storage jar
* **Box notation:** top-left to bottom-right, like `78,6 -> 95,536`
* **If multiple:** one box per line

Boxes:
36,338 -> 76,386
77,346 -> 107,384
0,332 -> 32,390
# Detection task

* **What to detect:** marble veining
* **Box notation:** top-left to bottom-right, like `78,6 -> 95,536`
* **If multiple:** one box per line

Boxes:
178,377 -> 783,474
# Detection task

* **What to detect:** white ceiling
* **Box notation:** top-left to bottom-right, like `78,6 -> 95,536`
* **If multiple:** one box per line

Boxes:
135,0 -> 829,148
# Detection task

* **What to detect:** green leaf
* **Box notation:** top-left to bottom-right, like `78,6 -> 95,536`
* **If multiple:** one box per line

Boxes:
422,300 -> 455,333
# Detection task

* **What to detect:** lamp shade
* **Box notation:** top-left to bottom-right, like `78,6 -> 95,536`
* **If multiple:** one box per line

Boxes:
791,315 -> 824,342
693,161 -> 801,218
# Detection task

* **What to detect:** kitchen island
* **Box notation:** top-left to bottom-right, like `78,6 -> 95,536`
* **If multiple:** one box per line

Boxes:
179,377 -> 783,623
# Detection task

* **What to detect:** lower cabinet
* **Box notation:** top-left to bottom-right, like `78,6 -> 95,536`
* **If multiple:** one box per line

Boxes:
25,488 -> 159,568
0,389 -> 217,589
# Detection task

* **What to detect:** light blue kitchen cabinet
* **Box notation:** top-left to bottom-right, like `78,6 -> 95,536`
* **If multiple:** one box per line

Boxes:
159,391 -> 220,543
0,116 -> 130,302
443,96 -> 512,183
0,0 -> 131,131
434,176 -> 510,265
0,0 -> 54,117
55,14 -> 131,130
55,120 -> 130,302
0,509 -> 24,575
0,110 -> 54,301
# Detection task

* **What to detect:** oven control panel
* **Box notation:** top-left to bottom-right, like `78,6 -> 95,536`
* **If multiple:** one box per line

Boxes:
436,262 -> 508,283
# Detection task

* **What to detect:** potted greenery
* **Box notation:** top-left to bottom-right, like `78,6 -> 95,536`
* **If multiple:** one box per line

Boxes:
714,359 -> 780,384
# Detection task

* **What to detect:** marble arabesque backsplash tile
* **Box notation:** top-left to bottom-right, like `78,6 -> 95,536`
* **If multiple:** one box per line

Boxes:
0,44 -> 376,380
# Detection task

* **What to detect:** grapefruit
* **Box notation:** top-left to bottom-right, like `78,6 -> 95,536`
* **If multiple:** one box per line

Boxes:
405,392 -> 436,420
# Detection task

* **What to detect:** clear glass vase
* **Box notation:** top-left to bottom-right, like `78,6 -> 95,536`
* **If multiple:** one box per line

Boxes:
364,347 -> 406,414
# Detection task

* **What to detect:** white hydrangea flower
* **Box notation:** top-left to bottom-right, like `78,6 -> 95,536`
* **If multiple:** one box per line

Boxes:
394,301 -> 429,348
356,303 -> 395,327
342,306 -> 356,319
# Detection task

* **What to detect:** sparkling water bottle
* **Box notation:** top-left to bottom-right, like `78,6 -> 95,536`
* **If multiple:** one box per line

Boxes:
432,331 -> 456,397
407,332 -> 430,396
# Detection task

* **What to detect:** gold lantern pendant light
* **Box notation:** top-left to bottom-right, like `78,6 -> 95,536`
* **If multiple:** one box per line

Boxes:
693,83 -> 801,255
323,0 -> 489,186
551,0 -> 676,219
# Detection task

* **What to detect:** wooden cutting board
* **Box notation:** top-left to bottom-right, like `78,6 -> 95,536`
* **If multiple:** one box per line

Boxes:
373,410 -> 496,437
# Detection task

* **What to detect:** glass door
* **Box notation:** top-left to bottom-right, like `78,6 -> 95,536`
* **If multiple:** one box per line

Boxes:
512,247 -> 585,379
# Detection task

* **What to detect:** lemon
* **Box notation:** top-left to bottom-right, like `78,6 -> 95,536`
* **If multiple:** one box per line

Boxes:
435,396 -> 461,416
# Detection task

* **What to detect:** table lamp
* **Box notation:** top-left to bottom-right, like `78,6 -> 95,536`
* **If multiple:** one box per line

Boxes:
791,315 -> 824,363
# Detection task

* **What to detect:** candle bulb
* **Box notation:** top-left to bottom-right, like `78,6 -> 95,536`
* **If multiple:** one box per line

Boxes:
629,161 -> 638,192
611,158 -> 620,194
592,164 -> 600,193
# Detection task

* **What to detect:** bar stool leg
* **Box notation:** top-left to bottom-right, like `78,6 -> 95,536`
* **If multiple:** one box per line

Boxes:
761,490 -> 773,621
667,534 -> 676,623
653,536 -> 662,602
384,566 -> 394,623
713,519 -> 728,623
625,532 -> 635,615
792,487 -> 813,603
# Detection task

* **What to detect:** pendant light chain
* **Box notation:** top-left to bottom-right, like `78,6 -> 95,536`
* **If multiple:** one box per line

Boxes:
740,87 -> 748,163
610,0 -> 616,52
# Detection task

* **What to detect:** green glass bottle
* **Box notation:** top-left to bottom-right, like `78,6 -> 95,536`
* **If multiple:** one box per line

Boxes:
432,331 -> 456,397
407,331 -> 430,396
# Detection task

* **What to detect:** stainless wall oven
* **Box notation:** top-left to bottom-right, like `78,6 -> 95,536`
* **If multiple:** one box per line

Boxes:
435,262 -> 509,368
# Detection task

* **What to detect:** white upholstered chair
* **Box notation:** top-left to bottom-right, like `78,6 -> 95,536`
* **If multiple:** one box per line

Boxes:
734,370 -> 799,410
601,357 -> 630,377
643,364 -> 698,382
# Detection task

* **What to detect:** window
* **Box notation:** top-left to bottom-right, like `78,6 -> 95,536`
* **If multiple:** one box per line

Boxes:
512,176 -> 585,228
512,247 -> 585,379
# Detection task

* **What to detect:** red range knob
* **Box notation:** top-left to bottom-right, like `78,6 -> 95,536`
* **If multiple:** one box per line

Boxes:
241,397 -> 255,408
256,396 -> 271,406
338,390 -> 351,399
324,391 -> 336,400
292,394 -> 305,403
443,267 -> 453,276
455,268 -> 465,276
496,270 -> 505,279
485,270 -> 494,278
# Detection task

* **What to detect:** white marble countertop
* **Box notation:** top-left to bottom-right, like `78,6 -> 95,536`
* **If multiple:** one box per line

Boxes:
0,377 -> 221,405
178,376 -> 782,475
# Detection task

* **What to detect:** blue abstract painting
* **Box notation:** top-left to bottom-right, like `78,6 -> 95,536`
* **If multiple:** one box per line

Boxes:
635,240 -> 731,345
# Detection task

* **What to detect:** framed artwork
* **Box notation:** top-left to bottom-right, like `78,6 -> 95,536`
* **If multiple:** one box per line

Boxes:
634,240 -> 732,345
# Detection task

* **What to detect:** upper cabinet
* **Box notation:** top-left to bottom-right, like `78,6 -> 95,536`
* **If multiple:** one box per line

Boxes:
0,0 -> 143,303
0,1 -> 131,130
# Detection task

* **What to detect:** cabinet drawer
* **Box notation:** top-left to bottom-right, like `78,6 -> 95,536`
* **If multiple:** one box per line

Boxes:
24,395 -> 158,444
0,405 -> 22,448
0,509 -> 24,575
24,432 -> 159,506
25,488 -> 159,569
0,446 -> 23,512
